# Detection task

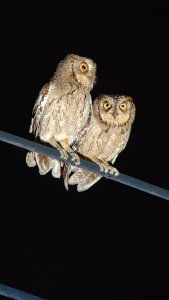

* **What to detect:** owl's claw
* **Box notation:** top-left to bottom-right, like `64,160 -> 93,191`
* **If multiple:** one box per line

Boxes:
70,152 -> 80,166
59,148 -> 69,162
98,161 -> 119,178
107,167 -> 119,177
99,166 -> 108,177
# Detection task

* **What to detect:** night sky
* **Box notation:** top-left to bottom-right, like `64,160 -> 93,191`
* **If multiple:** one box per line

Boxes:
1,1 -> 169,299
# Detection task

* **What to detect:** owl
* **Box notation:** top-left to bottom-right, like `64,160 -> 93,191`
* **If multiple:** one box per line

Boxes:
26,54 -> 96,174
67,94 -> 136,191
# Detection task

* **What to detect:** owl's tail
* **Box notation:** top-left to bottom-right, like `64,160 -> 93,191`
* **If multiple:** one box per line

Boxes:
26,152 -> 61,178
26,151 -> 36,167
68,168 -> 101,192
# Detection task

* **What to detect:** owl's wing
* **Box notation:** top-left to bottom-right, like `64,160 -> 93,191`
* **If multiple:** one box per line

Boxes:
26,83 -> 51,170
29,82 -> 50,137
69,168 -> 101,192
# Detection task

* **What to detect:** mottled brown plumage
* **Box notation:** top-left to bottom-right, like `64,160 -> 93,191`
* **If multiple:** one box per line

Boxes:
26,54 -> 96,174
68,95 -> 136,191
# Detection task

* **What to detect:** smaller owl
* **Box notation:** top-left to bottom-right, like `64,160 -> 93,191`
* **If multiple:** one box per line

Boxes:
68,94 -> 136,191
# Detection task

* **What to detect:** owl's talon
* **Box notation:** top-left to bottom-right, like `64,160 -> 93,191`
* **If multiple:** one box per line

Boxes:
59,148 -> 69,163
106,170 -> 114,178
114,169 -> 119,177
108,167 -> 119,177
69,151 -> 80,166
60,157 -> 66,163
98,163 -> 119,178
71,156 -> 80,166
60,152 -> 67,162
97,162 -> 109,176
100,167 -> 108,177
103,170 -> 112,179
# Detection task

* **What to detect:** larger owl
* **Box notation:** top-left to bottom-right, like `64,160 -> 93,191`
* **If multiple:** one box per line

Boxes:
68,94 -> 136,191
26,54 -> 96,172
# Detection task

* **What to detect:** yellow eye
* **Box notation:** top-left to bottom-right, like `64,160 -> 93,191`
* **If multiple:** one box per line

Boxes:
79,62 -> 88,73
103,102 -> 112,110
120,102 -> 127,111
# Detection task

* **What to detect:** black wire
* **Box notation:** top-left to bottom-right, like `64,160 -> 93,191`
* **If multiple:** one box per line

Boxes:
0,283 -> 45,300
0,130 -> 169,201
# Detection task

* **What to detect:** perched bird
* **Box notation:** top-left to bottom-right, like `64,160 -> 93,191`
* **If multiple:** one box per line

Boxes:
68,94 -> 136,191
26,54 -> 96,174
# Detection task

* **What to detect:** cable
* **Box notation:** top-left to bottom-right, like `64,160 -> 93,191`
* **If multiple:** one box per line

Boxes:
0,130 -> 169,201
0,283 -> 45,300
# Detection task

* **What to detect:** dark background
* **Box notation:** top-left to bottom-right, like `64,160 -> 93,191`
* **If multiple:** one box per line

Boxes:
0,1 -> 169,299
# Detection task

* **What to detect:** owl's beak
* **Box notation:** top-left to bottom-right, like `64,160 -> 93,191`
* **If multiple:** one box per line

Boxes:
112,110 -> 118,118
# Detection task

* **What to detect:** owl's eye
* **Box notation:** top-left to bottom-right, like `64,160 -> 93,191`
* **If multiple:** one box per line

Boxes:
120,102 -> 127,111
79,62 -> 88,73
103,102 -> 112,110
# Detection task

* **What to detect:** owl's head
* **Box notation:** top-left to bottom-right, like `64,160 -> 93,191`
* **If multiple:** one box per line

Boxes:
94,95 -> 136,126
55,54 -> 96,90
